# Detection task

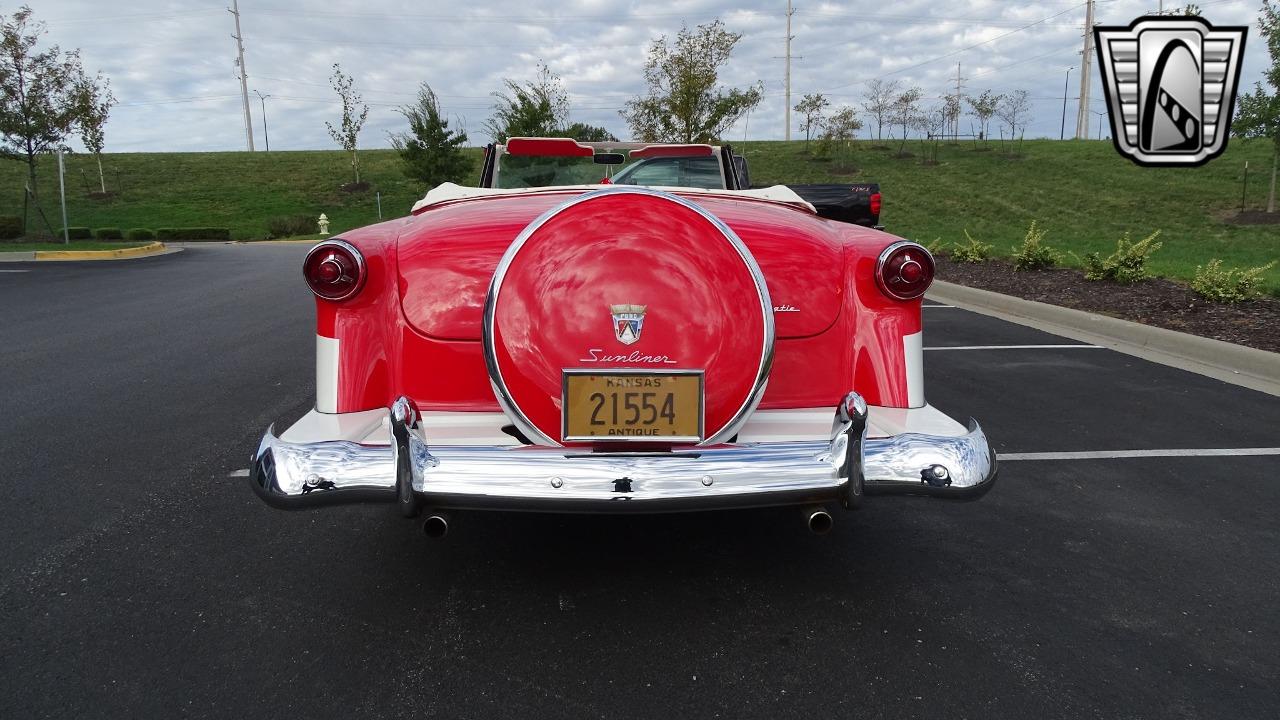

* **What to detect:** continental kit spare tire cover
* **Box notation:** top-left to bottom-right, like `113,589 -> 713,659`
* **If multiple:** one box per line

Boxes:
483,187 -> 774,446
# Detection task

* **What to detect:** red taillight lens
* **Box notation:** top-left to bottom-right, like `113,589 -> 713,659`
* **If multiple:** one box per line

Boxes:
869,192 -> 882,218
875,241 -> 934,301
304,240 -> 366,301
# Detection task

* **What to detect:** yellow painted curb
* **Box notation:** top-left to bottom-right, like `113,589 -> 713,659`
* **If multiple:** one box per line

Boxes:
34,242 -> 166,261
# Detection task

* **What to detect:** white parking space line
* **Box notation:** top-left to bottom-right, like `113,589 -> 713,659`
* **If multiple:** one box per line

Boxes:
228,469 -> 250,477
0,269 -> 30,273
1000,448 -> 1280,461
924,344 -> 1104,351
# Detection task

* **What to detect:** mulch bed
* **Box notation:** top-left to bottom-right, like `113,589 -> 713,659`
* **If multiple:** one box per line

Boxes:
934,257 -> 1280,354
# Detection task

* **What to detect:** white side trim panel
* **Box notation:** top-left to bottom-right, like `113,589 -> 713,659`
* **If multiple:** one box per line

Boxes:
903,331 -> 924,408
736,404 -> 968,442
417,412 -> 522,446
280,408 -> 385,444
316,335 -> 340,413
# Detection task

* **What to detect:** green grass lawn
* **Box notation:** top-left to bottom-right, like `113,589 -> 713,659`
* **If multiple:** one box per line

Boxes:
0,240 -> 151,252
2,139 -> 1277,293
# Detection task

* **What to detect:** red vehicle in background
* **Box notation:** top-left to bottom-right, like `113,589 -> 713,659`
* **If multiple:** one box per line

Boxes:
250,137 -> 996,537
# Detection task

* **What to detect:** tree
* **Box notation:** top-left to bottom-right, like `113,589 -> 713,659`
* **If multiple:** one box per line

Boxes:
390,83 -> 470,189
794,93 -> 830,147
325,63 -> 369,185
942,92 -> 962,140
563,122 -> 617,142
860,78 -> 900,141
817,105 -> 862,166
484,63 -> 568,143
75,74 -> 114,194
0,5 -> 94,204
996,89 -> 1031,143
889,86 -> 923,155
620,20 -> 763,143
1233,1 -> 1279,212
966,90 -> 1002,144
915,104 -> 949,164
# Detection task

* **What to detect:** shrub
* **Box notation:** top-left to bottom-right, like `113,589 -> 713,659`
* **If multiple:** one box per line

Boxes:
1191,259 -> 1277,303
924,237 -> 946,258
266,214 -> 316,239
0,215 -> 21,240
94,227 -> 123,240
155,227 -> 232,241
1010,219 -> 1059,271
57,227 -> 93,240
1082,230 -> 1162,283
950,230 -> 993,263
125,228 -> 155,241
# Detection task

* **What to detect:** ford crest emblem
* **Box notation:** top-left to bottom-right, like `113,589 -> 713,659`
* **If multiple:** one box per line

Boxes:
610,304 -> 646,345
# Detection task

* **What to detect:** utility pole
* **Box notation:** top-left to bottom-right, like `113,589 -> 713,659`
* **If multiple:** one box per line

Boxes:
1061,67 -> 1073,140
1075,0 -> 1095,140
784,0 -> 794,142
951,62 -> 966,139
229,0 -> 255,151
255,90 -> 271,152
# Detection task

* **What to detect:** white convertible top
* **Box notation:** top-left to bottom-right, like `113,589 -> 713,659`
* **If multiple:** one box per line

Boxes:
410,183 -> 817,214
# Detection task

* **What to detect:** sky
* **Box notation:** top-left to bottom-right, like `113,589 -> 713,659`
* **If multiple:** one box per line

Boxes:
24,0 -> 1274,153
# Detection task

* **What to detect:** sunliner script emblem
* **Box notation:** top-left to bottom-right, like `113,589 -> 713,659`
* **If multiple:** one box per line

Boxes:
611,304 -> 645,345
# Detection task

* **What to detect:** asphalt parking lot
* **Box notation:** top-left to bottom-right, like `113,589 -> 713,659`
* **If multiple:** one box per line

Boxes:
2,243 -> 1278,719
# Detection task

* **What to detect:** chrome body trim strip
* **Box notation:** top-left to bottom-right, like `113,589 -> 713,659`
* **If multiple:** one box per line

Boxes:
249,393 -> 996,513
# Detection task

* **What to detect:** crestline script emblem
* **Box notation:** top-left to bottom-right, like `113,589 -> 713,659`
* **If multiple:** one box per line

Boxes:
610,304 -> 645,345
1095,15 -> 1246,167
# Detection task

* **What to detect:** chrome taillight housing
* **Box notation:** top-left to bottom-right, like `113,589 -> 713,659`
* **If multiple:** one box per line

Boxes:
875,241 -> 934,301
303,239 -> 366,301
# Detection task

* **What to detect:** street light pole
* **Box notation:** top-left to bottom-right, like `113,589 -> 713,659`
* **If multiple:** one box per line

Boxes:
254,90 -> 271,152
1059,67 -> 1070,140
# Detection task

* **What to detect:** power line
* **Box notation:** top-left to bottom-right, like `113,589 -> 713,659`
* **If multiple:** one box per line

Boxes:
817,2 -> 1088,93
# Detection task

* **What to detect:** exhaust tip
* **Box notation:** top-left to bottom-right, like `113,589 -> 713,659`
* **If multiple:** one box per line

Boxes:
806,508 -> 833,535
422,514 -> 449,539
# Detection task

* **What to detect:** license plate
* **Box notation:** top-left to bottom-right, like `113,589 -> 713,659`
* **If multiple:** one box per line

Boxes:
562,370 -> 703,442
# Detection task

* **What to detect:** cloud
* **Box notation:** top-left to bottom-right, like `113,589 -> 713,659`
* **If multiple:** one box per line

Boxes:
31,0 -> 1271,152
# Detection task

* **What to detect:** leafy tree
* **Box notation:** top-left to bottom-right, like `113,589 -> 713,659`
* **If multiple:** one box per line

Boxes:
817,105 -> 862,166
860,78 -> 900,141
0,5 -> 94,203
889,86 -> 923,155
966,90 -> 1002,144
996,89 -> 1031,150
484,63 -> 568,143
325,63 -> 369,185
1233,0 -> 1279,212
621,20 -> 763,143
794,92 -> 829,147
563,121 -> 617,142
390,82 -> 470,189
914,104 -> 948,163
75,74 -> 114,193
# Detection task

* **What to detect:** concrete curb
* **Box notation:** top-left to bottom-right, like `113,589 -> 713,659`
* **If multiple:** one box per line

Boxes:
29,242 -> 169,261
927,280 -> 1280,398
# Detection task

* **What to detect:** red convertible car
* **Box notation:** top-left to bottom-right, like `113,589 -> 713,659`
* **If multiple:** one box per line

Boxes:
250,138 -> 996,537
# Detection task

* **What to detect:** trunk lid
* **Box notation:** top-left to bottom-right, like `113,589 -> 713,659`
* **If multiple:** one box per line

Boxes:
397,193 -> 843,341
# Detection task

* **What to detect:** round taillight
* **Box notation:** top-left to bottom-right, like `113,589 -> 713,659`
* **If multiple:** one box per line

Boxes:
875,241 -> 935,301
304,239 -> 366,301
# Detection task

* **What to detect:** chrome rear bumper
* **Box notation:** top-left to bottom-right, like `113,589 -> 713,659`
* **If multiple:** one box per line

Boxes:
249,393 -> 996,514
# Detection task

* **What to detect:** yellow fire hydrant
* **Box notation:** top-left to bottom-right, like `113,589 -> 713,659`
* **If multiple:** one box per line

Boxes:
318,213 -> 330,236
